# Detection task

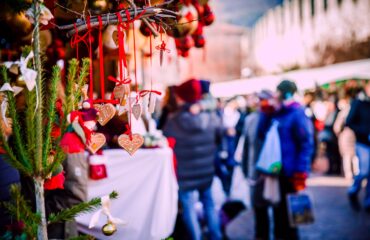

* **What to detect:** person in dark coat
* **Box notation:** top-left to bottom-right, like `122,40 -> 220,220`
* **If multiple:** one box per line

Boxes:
163,79 -> 222,240
346,81 -> 370,211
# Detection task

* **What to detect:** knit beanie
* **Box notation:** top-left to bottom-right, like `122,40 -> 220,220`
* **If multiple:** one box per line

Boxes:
199,79 -> 211,94
175,78 -> 202,103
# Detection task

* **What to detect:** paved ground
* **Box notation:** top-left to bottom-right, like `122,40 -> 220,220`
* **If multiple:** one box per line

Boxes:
224,176 -> 370,240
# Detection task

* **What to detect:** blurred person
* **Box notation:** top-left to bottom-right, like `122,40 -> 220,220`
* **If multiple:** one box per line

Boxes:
333,92 -> 358,179
157,85 -> 178,130
256,80 -> 314,240
346,81 -> 370,211
163,79 -> 222,240
235,90 -> 275,240
215,98 -> 240,197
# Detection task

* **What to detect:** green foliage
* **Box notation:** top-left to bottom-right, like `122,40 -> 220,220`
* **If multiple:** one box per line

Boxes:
1,184 -> 40,238
48,191 -> 119,224
68,235 -> 96,240
42,66 -> 60,170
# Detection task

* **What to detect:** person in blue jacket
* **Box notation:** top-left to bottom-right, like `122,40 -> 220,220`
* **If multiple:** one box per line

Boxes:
256,80 -> 314,240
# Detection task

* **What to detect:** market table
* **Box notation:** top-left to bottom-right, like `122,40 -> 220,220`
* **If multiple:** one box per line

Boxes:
76,147 -> 178,240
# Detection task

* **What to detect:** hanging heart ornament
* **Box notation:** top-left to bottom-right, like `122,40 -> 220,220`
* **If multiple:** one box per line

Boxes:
118,134 -> 144,155
87,133 -> 106,154
94,103 -> 116,126
113,84 -> 129,99
132,103 -> 141,120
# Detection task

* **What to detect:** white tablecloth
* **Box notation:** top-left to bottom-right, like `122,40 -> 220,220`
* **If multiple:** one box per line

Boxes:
76,147 -> 178,240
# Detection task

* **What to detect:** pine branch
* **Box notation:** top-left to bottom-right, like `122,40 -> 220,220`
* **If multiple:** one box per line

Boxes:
68,235 -> 95,240
25,88 -> 37,170
42,66 -> 60,172
65,59 -> 79,114
48,191 -> 118,224
0,67 -> 32,172
73,58 -> 90,110
1,184 -> 40,238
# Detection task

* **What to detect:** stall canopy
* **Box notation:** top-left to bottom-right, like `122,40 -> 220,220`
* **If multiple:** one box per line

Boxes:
210,59 -> 370,98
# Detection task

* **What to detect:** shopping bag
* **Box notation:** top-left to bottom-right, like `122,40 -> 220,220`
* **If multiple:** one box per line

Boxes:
256,121 -> 282,175
286,192 -> 315,227
263,176 -> 280,204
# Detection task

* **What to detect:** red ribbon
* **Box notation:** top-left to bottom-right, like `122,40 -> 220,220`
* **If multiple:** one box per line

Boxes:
98,16 -> 106,100
92,99 -> 119,104
155,40 -> 171,53
108,76 -> 131,85
87,16 -> 94,100
123,123 -> 132,140
138,90 -> 162,98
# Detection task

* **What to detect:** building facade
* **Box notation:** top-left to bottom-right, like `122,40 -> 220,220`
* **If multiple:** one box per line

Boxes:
249,0 -> 370,75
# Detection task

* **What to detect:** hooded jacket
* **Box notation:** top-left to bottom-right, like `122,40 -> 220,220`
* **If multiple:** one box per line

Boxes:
258,102 -> 314,177
163,106 -> 221,191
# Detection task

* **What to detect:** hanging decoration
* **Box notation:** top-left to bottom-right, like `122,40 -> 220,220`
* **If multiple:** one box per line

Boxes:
89,195 -> 127,235
117,133 -> 144,155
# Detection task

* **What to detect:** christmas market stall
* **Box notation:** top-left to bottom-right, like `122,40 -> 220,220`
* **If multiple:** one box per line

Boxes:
0,0 -> 216,239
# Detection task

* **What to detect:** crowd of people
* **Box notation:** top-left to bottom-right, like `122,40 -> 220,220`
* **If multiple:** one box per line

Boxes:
158,78 -> 370,240
1,76 -> 369,239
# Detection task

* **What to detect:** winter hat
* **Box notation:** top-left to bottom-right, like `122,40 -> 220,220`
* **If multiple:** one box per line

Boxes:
257,89 -> 274,100
199,79 -> 211,94
175,78 -> 202,103
277,80 -> 297,100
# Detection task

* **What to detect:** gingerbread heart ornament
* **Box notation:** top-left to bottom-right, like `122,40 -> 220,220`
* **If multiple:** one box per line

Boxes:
94,103 -> 116,126
118,134 -> 144,155
87,133 -> 106,154
132,103 -> 141,120
113,84 -> 129,99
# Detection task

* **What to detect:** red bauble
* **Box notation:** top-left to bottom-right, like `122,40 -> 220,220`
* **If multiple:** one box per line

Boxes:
202,4 -> 215,26
171,4 -> 198,38
193,34 -> 205,48
192,1 -> 204,16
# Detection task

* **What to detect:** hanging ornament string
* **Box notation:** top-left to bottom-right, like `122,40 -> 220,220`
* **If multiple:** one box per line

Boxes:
98,16 -> 106,100
87,16 -> 94,100
115,12 -> 127,83
155,28 -> 170,67
132,15 -> 139,103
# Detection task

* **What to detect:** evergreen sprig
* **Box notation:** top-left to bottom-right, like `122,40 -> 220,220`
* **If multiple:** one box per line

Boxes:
65,59 -> 79,115
1,184 -> 40,238
73,58 -> 90,109
68,235 -> 96,240
0,67 -> 32,172
41,66 -> 60,172
48,191 -> 119,224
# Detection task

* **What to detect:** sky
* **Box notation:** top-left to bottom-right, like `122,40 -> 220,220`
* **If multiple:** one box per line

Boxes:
211,0 -> 284,27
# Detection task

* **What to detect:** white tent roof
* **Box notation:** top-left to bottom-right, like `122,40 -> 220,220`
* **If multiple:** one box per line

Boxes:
211,59 -> 370,98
